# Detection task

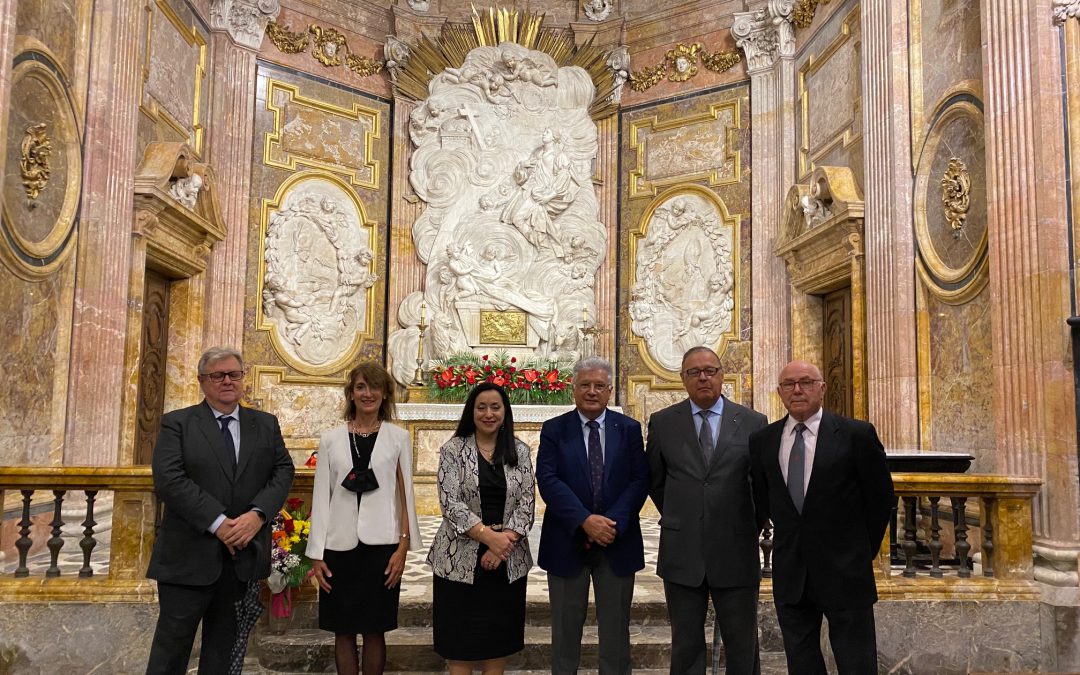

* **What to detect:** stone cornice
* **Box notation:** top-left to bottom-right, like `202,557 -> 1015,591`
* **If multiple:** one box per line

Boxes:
731,0 -> 796,74
1053,0 -> 1080,25
210,0 -> 281,49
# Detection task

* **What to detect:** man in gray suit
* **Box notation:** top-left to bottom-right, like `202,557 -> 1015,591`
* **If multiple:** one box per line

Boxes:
146,346 -> 295,674
646,346 -> 768,674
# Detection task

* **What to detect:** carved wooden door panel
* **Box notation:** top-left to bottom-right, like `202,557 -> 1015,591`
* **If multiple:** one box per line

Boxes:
822,287 -> 853,418
134,270 -> 170,465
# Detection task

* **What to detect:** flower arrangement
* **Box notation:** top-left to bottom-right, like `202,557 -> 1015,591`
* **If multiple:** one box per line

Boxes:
267,497 -> 313,618
429,351 -> 574,405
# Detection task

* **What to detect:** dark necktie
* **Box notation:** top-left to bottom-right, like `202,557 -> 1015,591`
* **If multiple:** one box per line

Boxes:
697,410 -> 714,462
788,422 -> 807,513
586,420 -> 603,512
219,415 -> 237,469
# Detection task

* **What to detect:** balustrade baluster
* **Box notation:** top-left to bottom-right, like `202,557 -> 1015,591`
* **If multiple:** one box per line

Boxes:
760,521 -> 773,578
45,490 -> 66,578
14,489 -> 33,578
928,496 -> 943,578
78,490 -> 98,578
902,496 -> 918,577
981,496 -> 995,577
952,496 -> 971,578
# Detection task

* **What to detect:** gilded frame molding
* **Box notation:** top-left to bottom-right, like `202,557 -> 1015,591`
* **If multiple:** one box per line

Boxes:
0,49 -> 83,280
263,78 -> 381,191
256,170 -> 379,376
797,5 -> 862,180
626,184 -> 742,380
913,94 -> 988,303
139,0 -> 207,156
627,101 -> 742,199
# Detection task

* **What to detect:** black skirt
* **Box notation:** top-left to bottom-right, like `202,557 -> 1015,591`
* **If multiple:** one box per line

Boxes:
318,542 -> 401,635
432,559 -> 527,660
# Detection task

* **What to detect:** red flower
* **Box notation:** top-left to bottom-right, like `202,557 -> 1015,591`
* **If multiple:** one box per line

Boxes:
283,518 -> 295,534
523,369 -> 539,383
492,375 -> 507,386
286,497 -> 304,511
482,355 -> 489,361
510,357 -> 517,363
546,370 -> 560,383
438,369 -> 455,386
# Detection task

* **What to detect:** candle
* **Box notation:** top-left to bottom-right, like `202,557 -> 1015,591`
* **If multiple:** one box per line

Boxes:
420,302 -> 427,324
582,304 -> 588,324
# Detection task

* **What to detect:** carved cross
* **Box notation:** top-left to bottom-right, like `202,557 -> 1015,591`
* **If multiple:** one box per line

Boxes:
457,104 -> 487,150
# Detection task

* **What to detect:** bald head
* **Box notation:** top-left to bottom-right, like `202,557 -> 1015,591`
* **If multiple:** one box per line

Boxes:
777,360 -> 826,422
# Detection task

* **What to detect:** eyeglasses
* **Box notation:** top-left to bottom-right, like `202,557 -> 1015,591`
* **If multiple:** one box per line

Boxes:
575,382 -> 612,392
683,367 -> 720,378
201,370 -> 245,383
778,378 -> 821,392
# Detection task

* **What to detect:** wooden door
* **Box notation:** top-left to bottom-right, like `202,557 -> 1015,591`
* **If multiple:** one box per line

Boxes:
822,287 -> 853,418
134,270 -> 171,465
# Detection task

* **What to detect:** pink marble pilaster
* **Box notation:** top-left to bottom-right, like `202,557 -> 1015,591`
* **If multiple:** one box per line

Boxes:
859,2 -> 919,445
733,7 -> 797,420
594,114 -> 618,365
202,31 -> 260,349
0,0 -> 17,187
63,0 -> 143,466
388,99 -> 426,376
982,0 -> 1080,581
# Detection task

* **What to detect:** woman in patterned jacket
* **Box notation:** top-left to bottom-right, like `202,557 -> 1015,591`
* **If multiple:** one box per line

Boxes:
426,382 -> 536,674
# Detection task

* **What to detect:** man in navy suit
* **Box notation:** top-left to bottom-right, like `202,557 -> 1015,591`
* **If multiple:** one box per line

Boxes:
537,356 -> 650,675
749,360 -> 893,675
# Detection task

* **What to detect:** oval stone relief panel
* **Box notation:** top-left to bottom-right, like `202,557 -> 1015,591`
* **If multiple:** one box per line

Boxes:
260,172 -> 377,375
0,50 -> 82,279
629,186 -> 738,374
914,96 -> 987,301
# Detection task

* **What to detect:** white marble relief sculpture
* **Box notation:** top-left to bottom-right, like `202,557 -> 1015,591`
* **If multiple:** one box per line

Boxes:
169,173 -> 203,210
390,41 -> 607,385
629,193 -> 735,371
584,0 -> 613,22
262,178 -> 376,370
606,46 -> 630,103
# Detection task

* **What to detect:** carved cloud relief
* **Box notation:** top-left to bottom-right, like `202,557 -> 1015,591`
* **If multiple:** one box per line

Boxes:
388,42 -> 607,385
262,176 -> 376,372
629,192 -> 736,372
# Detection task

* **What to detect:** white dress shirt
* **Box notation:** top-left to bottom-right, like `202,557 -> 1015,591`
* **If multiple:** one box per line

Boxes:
578,410 -> 607,461
208,403 -> 241,535
689,397 -> 726,449
779,407 -> 823,495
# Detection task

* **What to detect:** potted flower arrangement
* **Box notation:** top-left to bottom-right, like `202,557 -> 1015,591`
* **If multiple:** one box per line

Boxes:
429,351 -> 574,404
267,497 -> 313,620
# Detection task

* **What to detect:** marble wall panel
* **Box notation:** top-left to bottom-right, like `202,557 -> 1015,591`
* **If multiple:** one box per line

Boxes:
244,62 -> 390,450
618,83 -> 752,419
140,0 -> 209,157
910,0 -> 982,147
795,3 -> 863,186
14,1 -> 87,98
922,287 -> 995,471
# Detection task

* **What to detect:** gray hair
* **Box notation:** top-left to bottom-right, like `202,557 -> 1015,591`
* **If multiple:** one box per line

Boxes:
572,356 -> 613,384
198,346 -> 244,375
681,346 -> 719,366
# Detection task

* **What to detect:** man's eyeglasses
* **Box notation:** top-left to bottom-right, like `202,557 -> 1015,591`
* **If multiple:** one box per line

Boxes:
778,378 -> 821,392
683,367 -> 720,378
201,370 -> 245,383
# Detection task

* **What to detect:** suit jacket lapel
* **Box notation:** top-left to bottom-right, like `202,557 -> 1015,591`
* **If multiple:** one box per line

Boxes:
602,411 -> 621,488
567,412 -> 590,482
675,400 -> 708,475
766,415 -> 799,513
709,396 -> 741,469
803,410 -> 836,510
235,406 -> 257,481
198,401 -> 236,480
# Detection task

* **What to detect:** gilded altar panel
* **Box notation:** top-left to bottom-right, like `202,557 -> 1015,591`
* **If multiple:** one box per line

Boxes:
909,0 -> 983,150
138,0 -> 208,157
244,63 -> 390,451
619,84 -> 752,421
796,4 -> 863,184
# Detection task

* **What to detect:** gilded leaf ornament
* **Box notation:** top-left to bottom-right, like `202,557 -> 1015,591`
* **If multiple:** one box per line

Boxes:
266,21 -> 309,53
941,157 -> 971,239
20,122 -> 51,206
629,42 -> 742,92
263,21 -> 384,79
792,0 -> 832,29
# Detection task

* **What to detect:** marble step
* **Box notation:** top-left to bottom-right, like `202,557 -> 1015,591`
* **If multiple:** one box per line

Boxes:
257,625 -> 691,672
270,598 -> 672,629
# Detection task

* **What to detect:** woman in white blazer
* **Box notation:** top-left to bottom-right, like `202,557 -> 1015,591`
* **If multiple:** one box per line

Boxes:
308,362 -> 422,675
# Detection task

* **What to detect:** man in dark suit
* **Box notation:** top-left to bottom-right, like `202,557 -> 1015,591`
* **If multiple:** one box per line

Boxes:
146,346 -> 295,674
646,346 -> 768,674
749,360 -> 894,675
537,356 -> 650,674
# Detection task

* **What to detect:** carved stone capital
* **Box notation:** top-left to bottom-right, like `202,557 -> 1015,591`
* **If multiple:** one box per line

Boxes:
384,36 -> 411,84
210,0 -> 281,50
731,0 -> 796,74
1053,0 -> 1080,25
